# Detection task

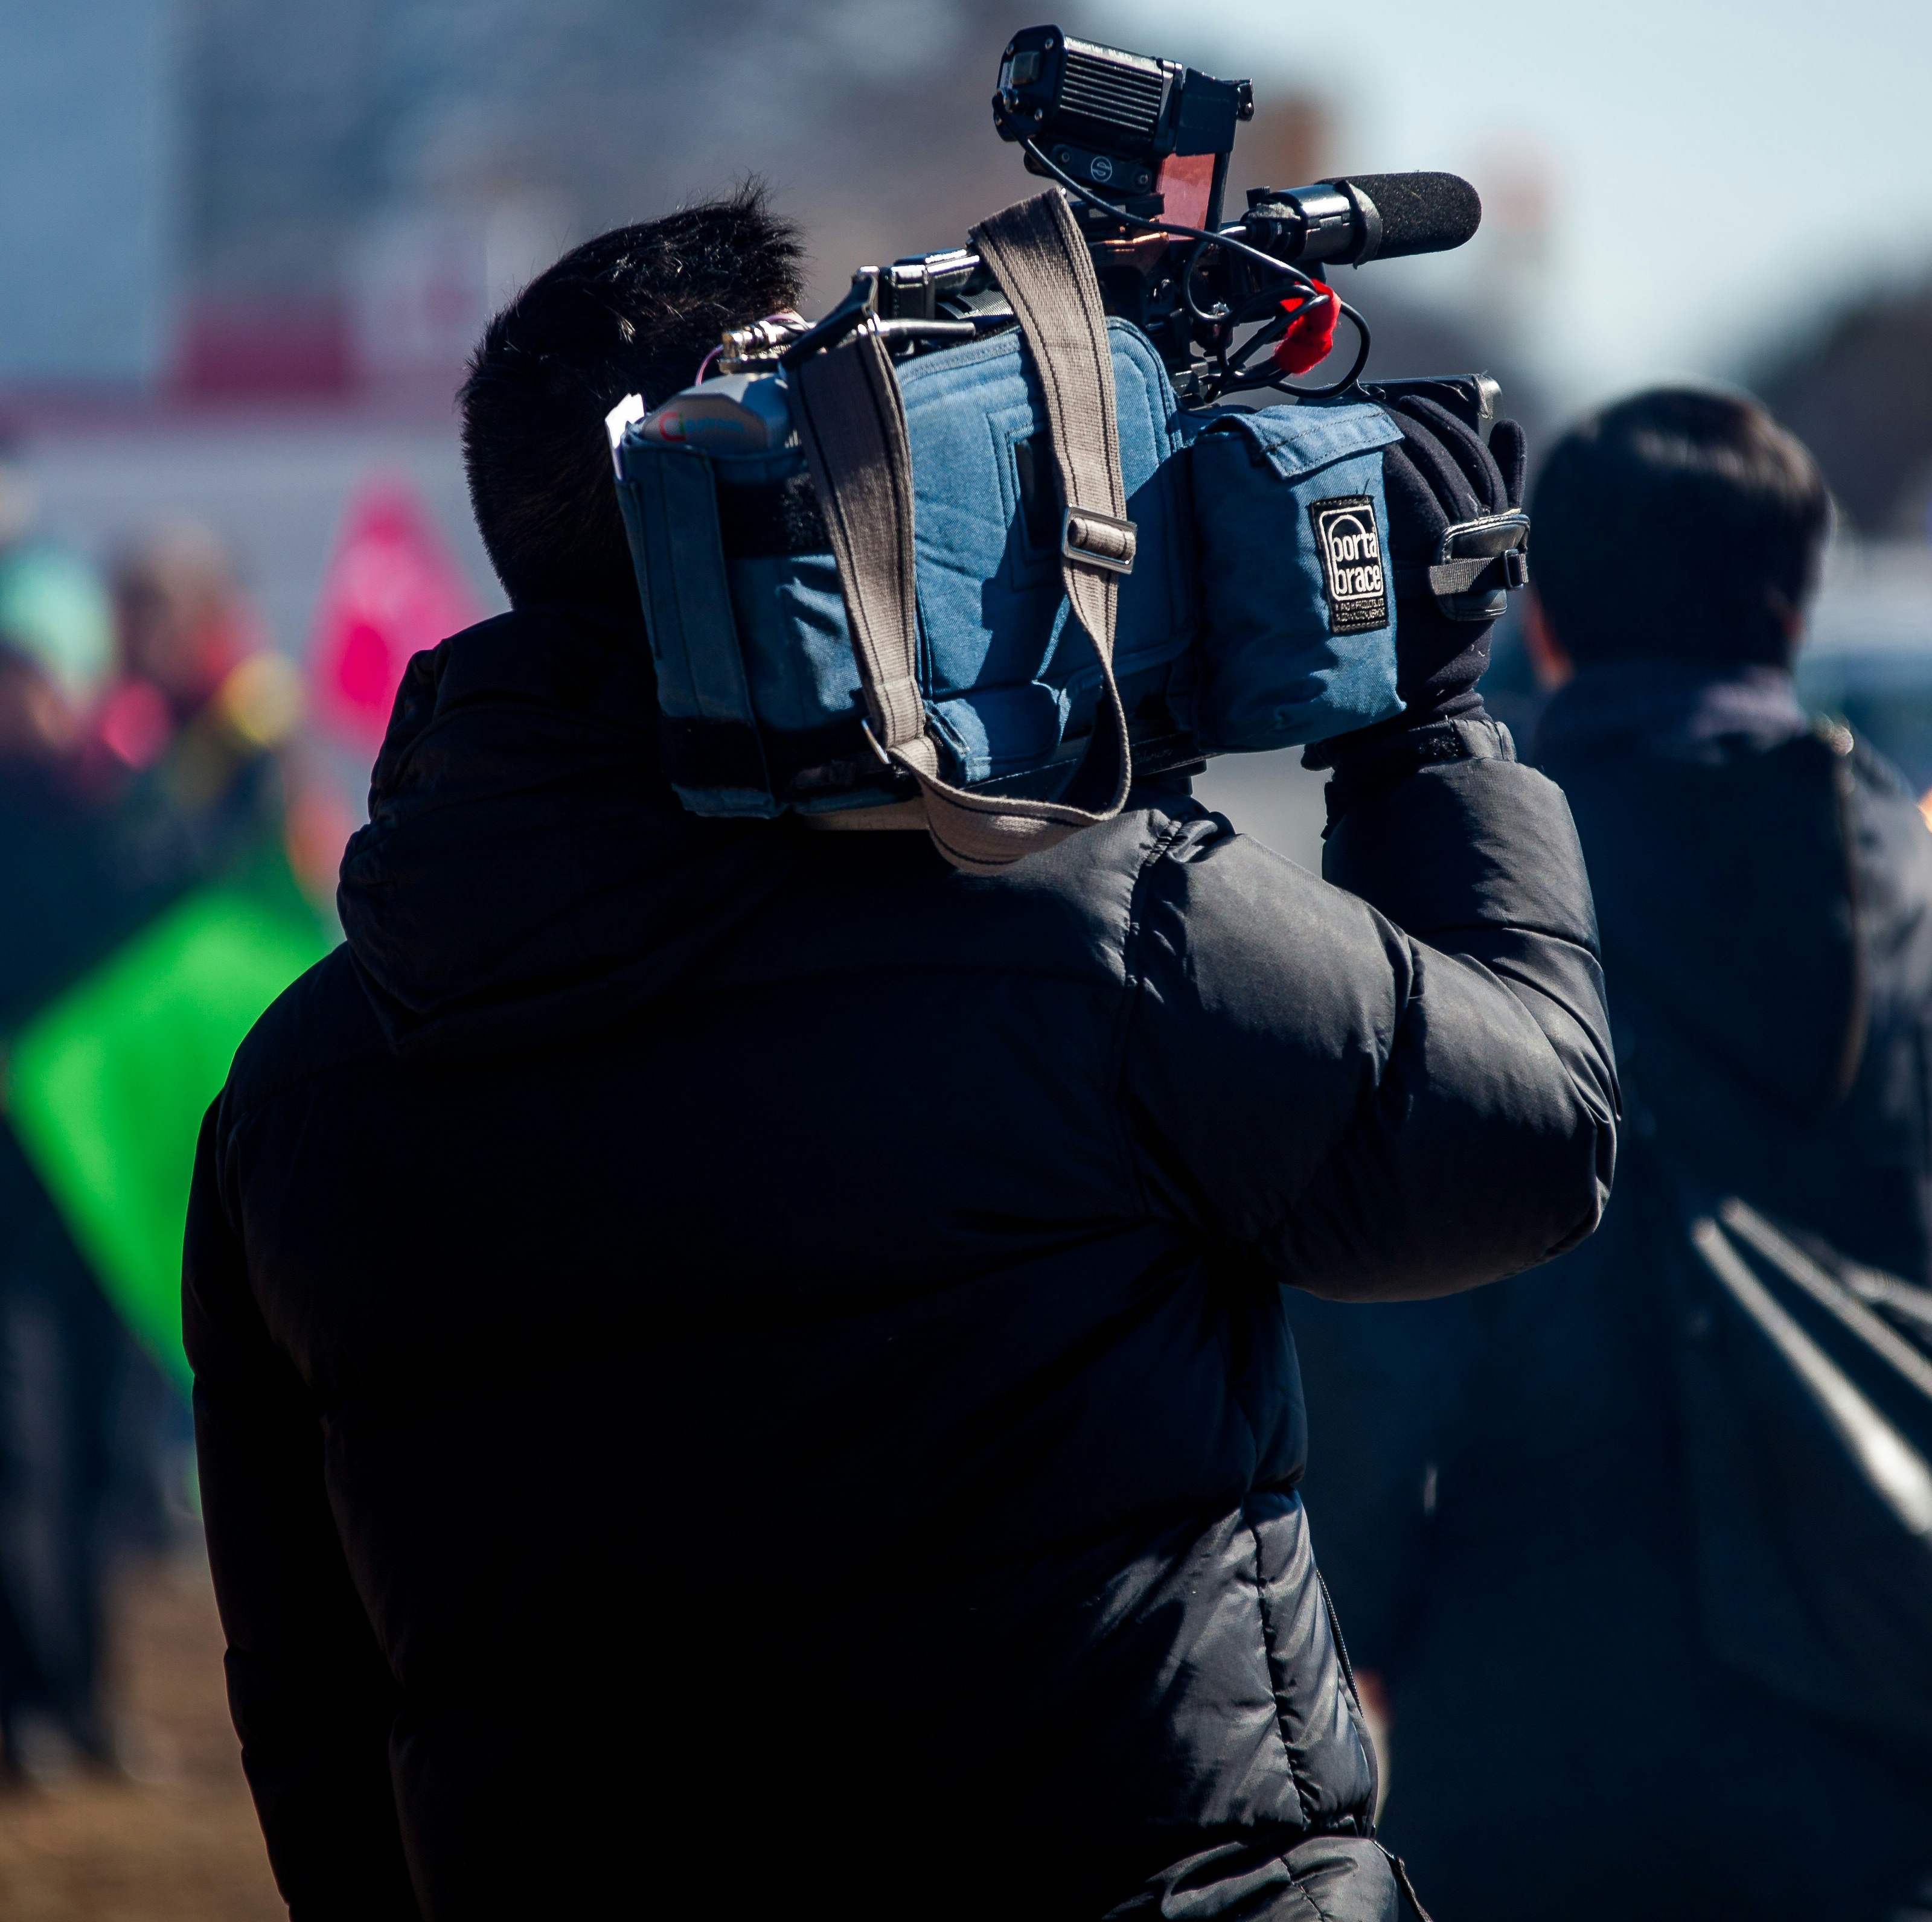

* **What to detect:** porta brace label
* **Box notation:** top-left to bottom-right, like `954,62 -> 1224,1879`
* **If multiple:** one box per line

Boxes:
1308,494 -> 1389,636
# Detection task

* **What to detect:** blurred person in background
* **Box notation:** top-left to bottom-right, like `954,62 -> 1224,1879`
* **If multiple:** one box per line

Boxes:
0,516 -> 343,1786
106,525 -> 343,904
1290,389 -> 1932,1921
0,468 -> 182,1778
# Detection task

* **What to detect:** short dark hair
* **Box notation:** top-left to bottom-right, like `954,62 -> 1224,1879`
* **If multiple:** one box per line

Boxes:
1531,387 -> 1831,668
459,190 -> 803,609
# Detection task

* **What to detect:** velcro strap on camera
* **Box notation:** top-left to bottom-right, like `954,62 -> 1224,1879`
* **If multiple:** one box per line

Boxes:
1393,509 -> 1530,621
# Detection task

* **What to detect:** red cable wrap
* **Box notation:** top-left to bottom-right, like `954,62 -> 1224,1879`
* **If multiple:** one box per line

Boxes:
1271,284 -> 1340,377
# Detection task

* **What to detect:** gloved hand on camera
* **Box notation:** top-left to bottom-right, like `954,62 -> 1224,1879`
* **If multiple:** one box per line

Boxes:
1310,397 -> 1528,769
1378,395 -> 1527,723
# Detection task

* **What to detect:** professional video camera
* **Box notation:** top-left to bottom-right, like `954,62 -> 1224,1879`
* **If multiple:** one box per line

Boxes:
724,25 -> 1489,417
607,25 -> 1527,867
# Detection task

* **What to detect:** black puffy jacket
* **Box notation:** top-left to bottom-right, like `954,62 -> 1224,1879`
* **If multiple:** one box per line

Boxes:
185,604 -> 1614,1921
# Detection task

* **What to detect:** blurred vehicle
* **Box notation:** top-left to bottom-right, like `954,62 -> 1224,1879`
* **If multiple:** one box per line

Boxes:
1793,540 -> 1932,799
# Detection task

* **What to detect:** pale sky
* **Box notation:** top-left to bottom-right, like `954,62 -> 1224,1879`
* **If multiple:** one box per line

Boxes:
1098,0 -> 1932,409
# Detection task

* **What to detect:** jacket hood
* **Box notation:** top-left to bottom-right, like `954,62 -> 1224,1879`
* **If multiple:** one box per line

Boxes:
338,603 -> 799,1064
1534,660 -> 1862,1120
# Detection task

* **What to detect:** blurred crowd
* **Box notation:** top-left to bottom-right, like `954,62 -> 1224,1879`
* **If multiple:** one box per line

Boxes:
0,446 -> 344,1779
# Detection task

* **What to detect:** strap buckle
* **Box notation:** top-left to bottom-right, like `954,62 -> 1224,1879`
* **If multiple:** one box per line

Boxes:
1061,505 -> 1137,576
1430,509 -> 1530,622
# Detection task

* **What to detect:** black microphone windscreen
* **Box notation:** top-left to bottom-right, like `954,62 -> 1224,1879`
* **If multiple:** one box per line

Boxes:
1344,173 -> 1482,260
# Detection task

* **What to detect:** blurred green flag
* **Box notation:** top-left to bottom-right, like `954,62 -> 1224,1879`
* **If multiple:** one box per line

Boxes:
5,869 -> 331,1391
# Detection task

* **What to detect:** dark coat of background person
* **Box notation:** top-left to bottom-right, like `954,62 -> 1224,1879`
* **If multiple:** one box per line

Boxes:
0,733 -> 189,1768
1290,676 -> 1932,1920
184,597 -> 1614,1921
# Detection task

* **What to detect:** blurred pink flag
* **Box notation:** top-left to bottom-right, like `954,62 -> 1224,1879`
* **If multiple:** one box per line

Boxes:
309,478 -> 481,752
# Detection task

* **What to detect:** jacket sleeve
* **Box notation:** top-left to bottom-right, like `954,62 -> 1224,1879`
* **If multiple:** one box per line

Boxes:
184,1099 -> 421,1920
1121,749 -> 1617,1301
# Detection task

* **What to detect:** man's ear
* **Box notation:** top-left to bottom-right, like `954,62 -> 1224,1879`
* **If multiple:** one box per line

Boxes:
1521,587 -> 1575,692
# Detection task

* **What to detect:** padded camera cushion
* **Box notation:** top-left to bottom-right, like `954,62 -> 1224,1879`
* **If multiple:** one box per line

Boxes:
1188,401 -> 1406,753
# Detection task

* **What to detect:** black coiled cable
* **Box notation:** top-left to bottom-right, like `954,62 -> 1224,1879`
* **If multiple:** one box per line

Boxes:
1012,132 -> 1371,401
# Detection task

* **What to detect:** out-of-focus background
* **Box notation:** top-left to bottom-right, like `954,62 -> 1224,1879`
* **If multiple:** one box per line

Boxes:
8,0 -> 1932,873
1,1 -> 1930,1911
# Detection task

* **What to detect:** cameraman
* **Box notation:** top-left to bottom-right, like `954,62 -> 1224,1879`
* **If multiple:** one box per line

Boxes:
184,193 -> 1614,1921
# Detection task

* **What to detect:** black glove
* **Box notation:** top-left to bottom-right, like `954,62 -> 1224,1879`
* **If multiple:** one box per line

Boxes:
1377,395 -> 1527,724
1307,398 -> 1528,818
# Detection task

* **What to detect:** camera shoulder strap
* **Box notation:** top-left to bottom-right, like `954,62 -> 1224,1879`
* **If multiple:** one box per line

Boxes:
792,188 -> 1136,875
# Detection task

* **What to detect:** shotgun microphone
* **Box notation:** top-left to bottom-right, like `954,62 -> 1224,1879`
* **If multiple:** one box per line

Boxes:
1244,173 -> 1483,267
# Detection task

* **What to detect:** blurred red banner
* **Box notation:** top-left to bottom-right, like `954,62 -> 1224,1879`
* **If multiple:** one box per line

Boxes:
309,478 -> 479,752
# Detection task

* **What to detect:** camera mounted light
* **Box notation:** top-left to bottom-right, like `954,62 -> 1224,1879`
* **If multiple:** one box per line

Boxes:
994,25 -> 1252,227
